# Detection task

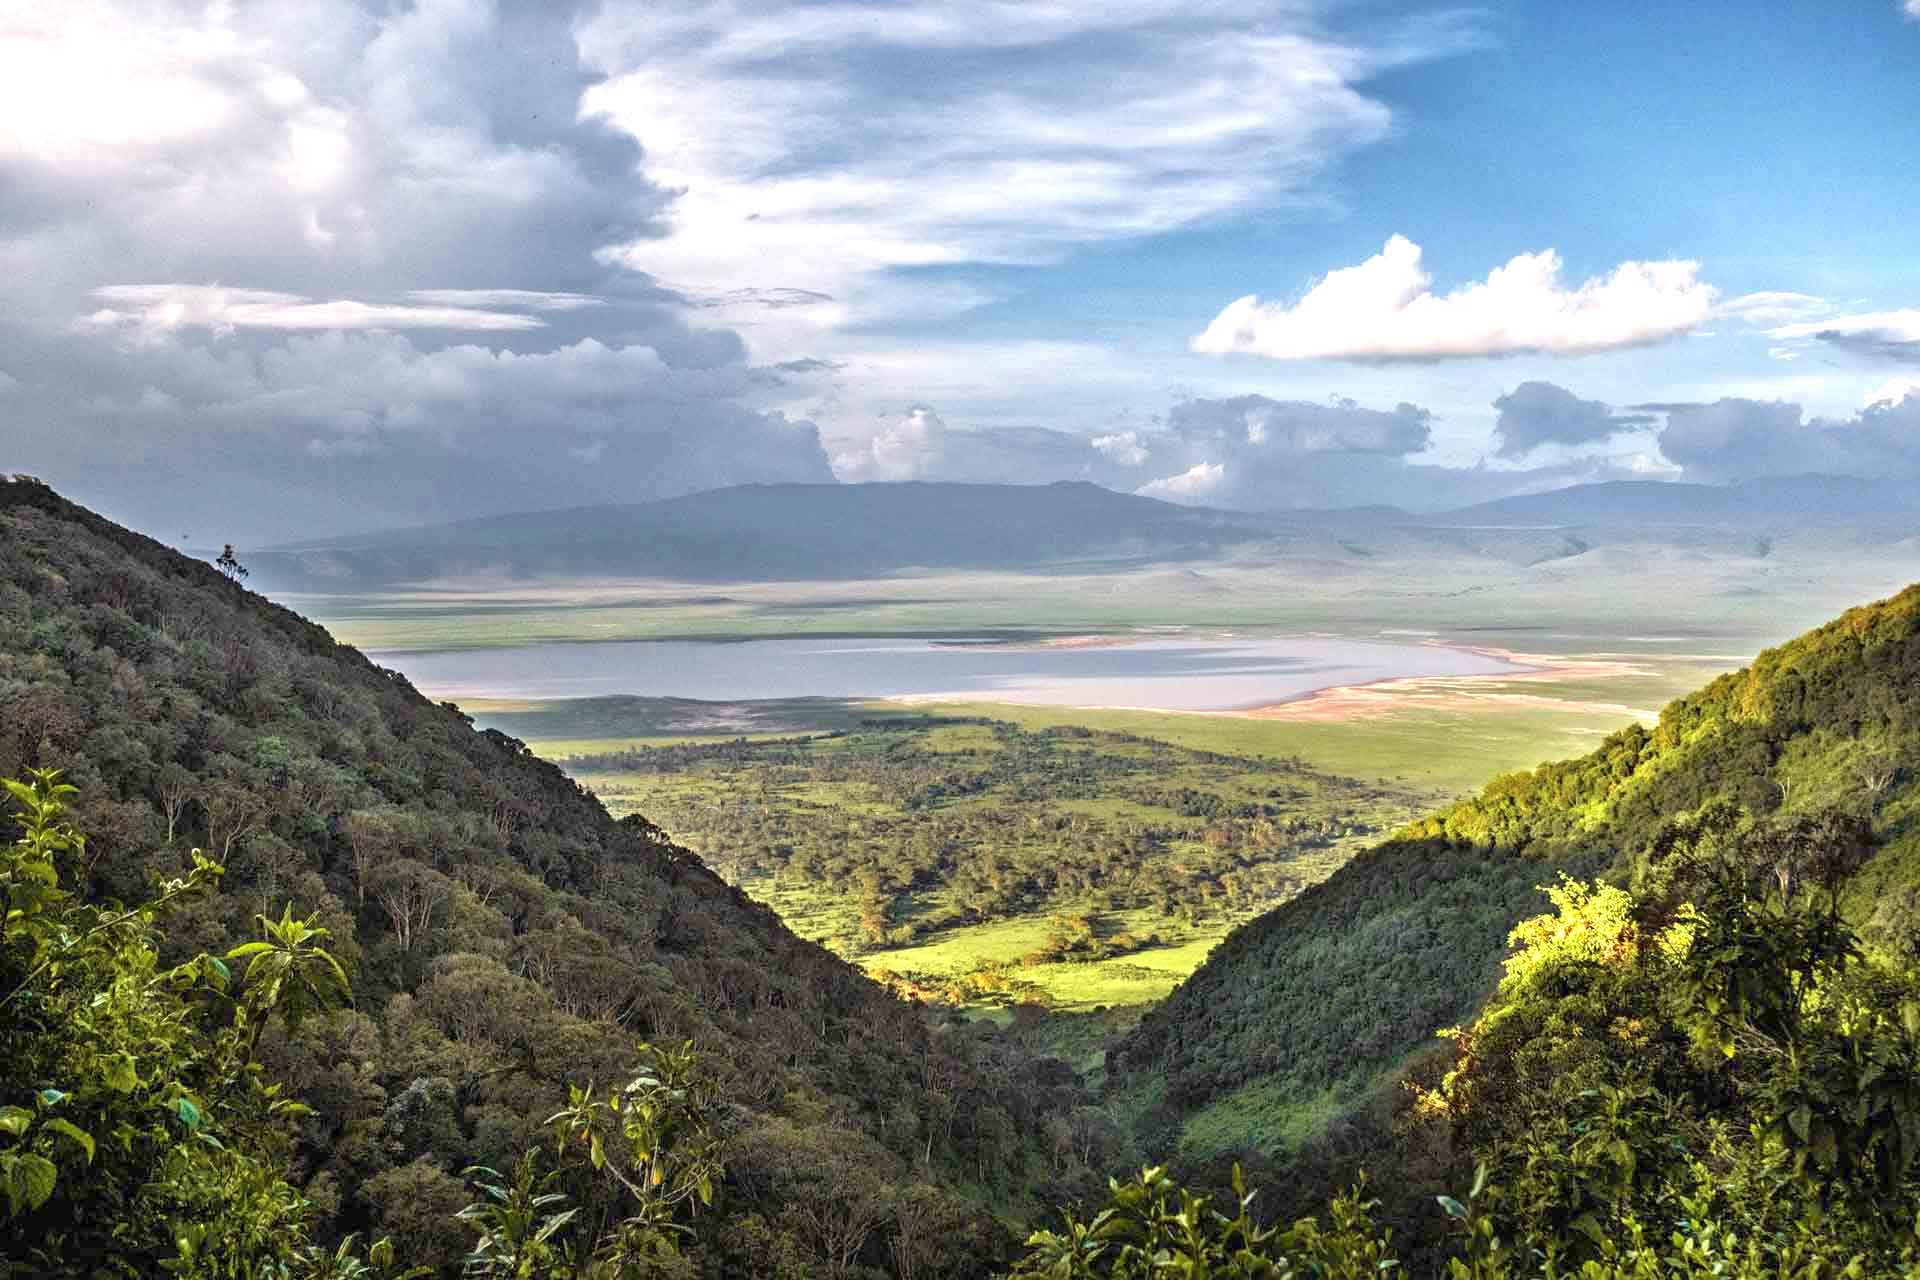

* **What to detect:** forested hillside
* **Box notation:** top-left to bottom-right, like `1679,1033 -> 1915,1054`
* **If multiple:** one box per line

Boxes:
0,476 -> 1087,1275
1114,581 -> 1920,1176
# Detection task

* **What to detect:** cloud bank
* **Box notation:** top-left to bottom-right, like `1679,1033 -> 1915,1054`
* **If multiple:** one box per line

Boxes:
1770,310 -> 1920,363
830,406 -> 1146,489
1491,382 -> 1653,459
1129,393 -> 1461,508
1191,236 -> 1718,362
0,0 -> 837,541
831,382 -> 1920,516
1656,393 -> 1920,484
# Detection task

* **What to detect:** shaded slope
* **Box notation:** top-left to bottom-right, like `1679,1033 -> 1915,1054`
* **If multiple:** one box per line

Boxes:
1112,582 -> 1920,1150
0,476 -> 1074,1273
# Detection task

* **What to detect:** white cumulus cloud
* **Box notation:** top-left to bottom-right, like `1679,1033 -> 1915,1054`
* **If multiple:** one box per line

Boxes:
1191,235 -> 1718,362
832,406 -> 950,482
1868,376 -> 1920,408
1091,431 -> 1151,466
1137,461 -> 1226,503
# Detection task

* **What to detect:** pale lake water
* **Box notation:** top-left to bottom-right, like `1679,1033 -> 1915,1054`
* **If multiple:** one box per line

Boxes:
372,634 -> 1530,713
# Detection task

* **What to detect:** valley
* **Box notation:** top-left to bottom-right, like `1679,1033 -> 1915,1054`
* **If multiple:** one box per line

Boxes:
369,624 -> 1740,1059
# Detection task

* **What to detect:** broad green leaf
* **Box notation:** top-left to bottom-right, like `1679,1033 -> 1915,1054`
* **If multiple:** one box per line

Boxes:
37,1089 -> 66,1108
174,1098 -> 202,1131
11,1153 -> 57,1212
42,1119 -> 93,1164
103,1055 -> 139,1093
1436,1195 -> 1467,1221
0,1107 -> 31,1138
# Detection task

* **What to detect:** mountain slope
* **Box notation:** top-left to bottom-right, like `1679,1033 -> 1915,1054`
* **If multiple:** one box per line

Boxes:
1433,473 -> 1920,526
242,474 -> 1920,591
0,476 -> 1075,1275
249,480 -> 1278,587
1111,581 -> 1920,1158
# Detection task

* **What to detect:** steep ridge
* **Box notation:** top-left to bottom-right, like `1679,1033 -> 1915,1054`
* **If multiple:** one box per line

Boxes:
235,474 -> 1919,590
0,477 -> 1075,1274
1112,582 -> 1920,1156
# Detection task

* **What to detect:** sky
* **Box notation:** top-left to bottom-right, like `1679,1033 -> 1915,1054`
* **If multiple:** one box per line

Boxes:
3,0 -> 1920,542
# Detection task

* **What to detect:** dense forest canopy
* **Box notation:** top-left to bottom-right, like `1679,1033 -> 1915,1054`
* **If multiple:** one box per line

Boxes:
0,475 -> 1098,1275
567,717 -> 1420,1011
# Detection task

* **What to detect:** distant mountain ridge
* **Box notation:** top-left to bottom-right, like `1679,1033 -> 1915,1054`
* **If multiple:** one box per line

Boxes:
242,474 -> 1920,590
1434,474 -> 1920,526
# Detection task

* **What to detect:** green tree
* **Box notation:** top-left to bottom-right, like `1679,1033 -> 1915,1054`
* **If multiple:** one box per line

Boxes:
0,770 -> 357,1276
457,1040 -> 725,1278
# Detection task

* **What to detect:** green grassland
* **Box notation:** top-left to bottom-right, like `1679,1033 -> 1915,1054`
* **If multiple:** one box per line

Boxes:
564,715 -> 1425,1022
287,545 -> 1920,656
465,646 -> 1741,1046
470,651 -> 1727,794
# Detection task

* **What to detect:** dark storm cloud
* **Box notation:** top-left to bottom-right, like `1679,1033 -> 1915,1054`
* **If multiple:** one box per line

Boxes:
1657,393 -> 1920,484
2,322 -> 835,542
1491,381 -> 1653,459
0,0 -> 835,541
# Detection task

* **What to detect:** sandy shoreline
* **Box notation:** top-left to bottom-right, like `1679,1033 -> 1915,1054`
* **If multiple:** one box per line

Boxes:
1242,645 -> 1659,723
889,639 -> 1668,725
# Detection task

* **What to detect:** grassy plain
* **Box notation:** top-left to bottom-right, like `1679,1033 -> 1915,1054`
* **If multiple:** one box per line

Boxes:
569,716 -> 1411,1025
468,635 -> 1725,1052
286,546 -> 1920,657
473,642 -> 1722,800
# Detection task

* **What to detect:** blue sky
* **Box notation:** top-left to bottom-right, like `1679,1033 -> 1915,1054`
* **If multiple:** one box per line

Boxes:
990,1 -> 1920,345
824,1 -> 1920,435
3,0 -> 1918,537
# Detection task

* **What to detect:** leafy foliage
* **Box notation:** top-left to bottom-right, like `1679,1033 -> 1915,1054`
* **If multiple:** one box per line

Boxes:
0,476 -> 1079,1273
0,769 -> 343,1274
1115,582 -> 1920,1165
1026,840 -> 1920,1277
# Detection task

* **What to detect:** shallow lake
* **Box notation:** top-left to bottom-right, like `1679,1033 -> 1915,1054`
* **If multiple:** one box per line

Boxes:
372,634 -> 1529,713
